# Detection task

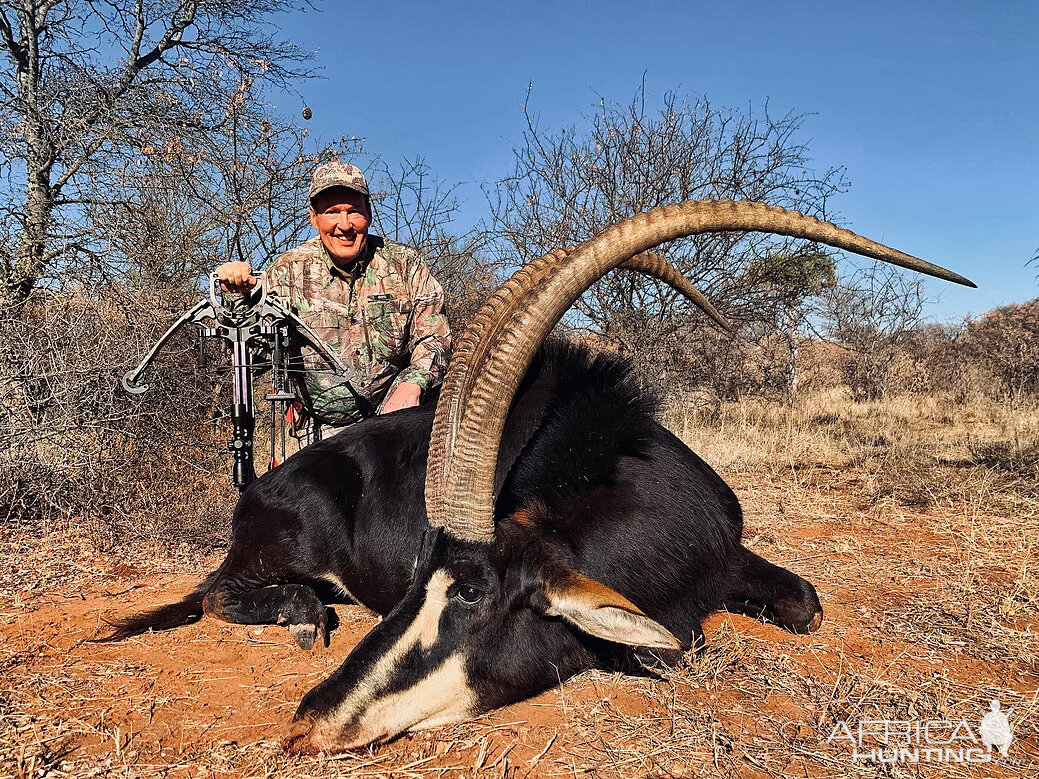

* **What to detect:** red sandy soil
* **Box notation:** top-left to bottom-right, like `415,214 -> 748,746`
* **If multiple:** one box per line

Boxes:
2,470 -> 1037,777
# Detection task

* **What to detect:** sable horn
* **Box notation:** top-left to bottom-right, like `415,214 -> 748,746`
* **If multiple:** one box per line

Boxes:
543,248 -> 730,331
426,199 -> 975,542
620,251 -> 729,331
482,246 -> 728,502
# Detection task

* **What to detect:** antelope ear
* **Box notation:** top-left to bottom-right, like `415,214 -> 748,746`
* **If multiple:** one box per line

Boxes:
543,572 -> 682,650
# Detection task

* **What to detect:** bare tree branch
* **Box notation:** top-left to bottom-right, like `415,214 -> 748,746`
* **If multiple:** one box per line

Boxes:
0,0 -> 315,317
488,81 -> 846,397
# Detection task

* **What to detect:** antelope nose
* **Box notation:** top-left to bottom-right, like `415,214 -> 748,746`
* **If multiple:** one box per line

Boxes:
282,716 -> 324,755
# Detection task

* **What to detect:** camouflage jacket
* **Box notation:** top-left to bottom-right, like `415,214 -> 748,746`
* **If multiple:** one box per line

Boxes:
266,235 -> 451,426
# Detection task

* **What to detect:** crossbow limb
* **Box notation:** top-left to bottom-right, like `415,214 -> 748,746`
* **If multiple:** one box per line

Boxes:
121,272 -> 355,492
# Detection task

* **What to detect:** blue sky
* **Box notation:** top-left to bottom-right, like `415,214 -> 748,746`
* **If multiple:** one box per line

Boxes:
275,1 -> 1037,322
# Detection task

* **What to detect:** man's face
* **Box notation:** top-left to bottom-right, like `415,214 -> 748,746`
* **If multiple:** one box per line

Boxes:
309,187 -> 372,266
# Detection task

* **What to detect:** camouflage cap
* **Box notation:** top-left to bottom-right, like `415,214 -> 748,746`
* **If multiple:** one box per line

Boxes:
309,161 -> 369,200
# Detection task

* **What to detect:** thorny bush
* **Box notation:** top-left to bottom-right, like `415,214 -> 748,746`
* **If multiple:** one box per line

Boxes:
0,283 -> 235,546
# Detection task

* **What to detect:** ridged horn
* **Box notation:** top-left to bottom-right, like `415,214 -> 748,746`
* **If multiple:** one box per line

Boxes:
488,247 -> 728,500
426,199 -> 975,542
620,251 -> 730,331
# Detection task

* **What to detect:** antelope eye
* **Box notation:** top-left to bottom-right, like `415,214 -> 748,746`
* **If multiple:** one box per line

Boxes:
455,585 -> 484,605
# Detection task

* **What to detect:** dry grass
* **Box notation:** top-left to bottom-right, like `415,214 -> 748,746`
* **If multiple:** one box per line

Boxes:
666,388 -> 1039,499
2,390 -> 1037,777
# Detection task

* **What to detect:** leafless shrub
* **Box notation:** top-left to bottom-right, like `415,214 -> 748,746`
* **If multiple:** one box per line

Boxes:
663,325 -> 800,403
0,283 -> 234,544
795,339 -> 846,393
820,262 -> 926,400
885,322 -> 961,395
967,435 -> 1039,488
961,298 -> 1039,401
488,81 -> 845,393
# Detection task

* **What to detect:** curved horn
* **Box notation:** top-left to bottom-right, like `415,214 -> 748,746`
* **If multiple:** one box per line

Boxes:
529,248 -> 730,332
490,247 -> 728,499
426,199 -> 975,542
620,252 -> 730,332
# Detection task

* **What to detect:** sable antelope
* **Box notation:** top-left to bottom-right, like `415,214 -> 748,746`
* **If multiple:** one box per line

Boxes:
107,200 -> 973,753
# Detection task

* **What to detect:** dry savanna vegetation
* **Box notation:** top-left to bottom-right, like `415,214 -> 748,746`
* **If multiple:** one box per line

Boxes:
1,3 -> 1037,775
3,327 -> 1038,777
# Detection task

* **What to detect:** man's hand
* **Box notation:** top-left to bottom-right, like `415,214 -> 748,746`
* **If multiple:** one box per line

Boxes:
380,382 -> 422,414
216,261 -> 257,293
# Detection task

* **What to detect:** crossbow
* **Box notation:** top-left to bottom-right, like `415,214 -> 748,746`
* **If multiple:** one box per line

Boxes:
121,272 -> 354,493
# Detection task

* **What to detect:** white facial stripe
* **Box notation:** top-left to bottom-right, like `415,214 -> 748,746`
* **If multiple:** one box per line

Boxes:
352,653 -> 475,746
416,570 -> 451,650
322,569 -> 455,728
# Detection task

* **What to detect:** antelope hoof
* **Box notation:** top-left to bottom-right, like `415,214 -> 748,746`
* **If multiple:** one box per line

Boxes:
289,622 -> 326,650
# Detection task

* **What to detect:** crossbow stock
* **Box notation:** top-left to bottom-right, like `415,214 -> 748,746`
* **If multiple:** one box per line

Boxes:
122,272 -> 354,493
